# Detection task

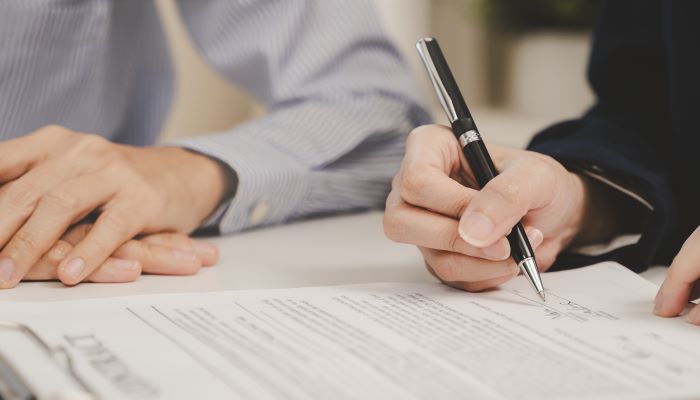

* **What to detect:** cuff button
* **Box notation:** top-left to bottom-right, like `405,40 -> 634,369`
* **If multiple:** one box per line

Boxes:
249,200 -> 270,225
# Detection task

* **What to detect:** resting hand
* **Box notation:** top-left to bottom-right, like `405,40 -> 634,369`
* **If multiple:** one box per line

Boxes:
23,224 -> 218,283
384,125 -> 588,291
0,125 -> 230,288
654,226 -> 700,325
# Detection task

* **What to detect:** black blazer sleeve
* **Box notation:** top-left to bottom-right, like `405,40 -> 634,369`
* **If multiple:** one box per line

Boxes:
528,0 -> 678,272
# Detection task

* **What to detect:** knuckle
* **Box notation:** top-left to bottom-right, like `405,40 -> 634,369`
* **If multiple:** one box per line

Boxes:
406,126 -> 425,143
11,229 -> 40,254
76,134 -> 112,155
408,124 -> 445,141
483,180 -> 521,209
41,190 -> 80,212
99,211 -> 133,239
399,168 -> 428,199
88,234 -> 115,258
47,240 -> 72,264
35,124 -> 71,138
4,180 -> 40,215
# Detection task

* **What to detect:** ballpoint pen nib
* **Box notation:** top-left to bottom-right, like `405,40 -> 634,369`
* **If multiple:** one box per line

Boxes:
518,257 -> 546,301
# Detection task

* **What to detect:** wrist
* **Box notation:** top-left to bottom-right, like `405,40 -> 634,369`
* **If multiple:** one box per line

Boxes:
558,171 -> 589,248
129,147 -> 235,232
569,172 -> 634,247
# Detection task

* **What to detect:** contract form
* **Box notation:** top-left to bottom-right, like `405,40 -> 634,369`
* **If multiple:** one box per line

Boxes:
0,262 -> 698,400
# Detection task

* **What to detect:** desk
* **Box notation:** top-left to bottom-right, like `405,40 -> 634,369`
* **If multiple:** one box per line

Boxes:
0,211 -> 666,302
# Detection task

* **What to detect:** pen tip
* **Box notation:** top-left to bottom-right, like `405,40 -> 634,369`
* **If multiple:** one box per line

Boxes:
538,291 -> 546,302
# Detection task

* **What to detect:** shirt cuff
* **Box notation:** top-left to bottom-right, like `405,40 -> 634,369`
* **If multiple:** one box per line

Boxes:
170,131 -> 312,233
567,167 -> 653,256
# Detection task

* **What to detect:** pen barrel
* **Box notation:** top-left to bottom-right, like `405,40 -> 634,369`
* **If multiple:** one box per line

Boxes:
461,139 -> 534,263
461,139 -> 497,188
507,224 -> 535,263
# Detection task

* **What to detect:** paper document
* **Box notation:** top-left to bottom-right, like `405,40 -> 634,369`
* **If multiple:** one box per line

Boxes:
0,262 -> 698,400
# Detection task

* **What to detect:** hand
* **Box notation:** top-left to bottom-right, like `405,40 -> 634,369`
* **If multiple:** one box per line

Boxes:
654,226 -> 700,325
23,223 -> 218,283
384,125 -> 588,291
0,125 -> 231,288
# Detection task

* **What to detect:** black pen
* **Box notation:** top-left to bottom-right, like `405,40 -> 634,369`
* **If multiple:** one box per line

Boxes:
416,37 -> 545,301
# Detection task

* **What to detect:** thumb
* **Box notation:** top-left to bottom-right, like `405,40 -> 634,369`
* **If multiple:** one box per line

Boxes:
458,159 -> 547,247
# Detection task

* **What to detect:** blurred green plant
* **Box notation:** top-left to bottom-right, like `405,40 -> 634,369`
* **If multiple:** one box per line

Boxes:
481,0 -> 601,33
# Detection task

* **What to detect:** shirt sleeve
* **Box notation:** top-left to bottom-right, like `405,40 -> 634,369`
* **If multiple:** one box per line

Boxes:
527,0 -> 677,272
172,0 -> 430,233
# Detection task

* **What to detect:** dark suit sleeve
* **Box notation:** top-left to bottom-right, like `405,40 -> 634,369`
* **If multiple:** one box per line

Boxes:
527,0 -> 677,272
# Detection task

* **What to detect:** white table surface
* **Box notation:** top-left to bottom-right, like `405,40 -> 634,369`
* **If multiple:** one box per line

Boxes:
0,211 -> 666,302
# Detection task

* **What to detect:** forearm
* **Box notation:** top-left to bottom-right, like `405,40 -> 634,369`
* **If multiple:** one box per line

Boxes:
173,92 -> 427,233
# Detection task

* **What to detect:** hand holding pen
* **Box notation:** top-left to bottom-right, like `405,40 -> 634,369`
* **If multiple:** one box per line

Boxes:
384,38 -> 593,296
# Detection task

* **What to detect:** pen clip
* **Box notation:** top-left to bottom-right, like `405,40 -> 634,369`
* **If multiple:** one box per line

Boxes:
416,37 -> 474,128
416,38 -> 459,123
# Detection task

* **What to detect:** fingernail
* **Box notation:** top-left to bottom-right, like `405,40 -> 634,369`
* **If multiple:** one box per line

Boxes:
172,249 -> 197,263
482,242 -> 510,261
459,212 -> 495,246
687,307 -> 700,325
0,257 -> 15,284
192,241 -> 217,259
63,258 -> 86,280
528,228 -> 544,249
653,289 -> 665,315
112,259 -> 139,271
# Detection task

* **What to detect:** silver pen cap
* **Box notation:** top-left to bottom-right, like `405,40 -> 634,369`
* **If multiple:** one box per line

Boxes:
416,38 -> 460,123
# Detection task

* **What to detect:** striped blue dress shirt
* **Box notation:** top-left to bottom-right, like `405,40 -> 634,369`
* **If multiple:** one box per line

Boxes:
0,0 -> 429,233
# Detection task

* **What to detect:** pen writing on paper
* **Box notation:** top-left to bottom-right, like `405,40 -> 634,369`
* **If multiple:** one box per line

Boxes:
508,290 -> 620,322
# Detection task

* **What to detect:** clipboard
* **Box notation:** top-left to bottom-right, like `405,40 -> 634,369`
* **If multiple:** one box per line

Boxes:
0,321 -> 97,400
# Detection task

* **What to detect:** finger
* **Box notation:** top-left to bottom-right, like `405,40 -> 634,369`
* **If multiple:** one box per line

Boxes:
114,239 -> 201,275
398,125 -> 477,218
654,227 -> 700,317
0,160 -> 76,249
0,173 -> 121,288
686,304 -> 700,326
62,225 -> 215,271
140,234 -> 218,266
0,129 -> 58,182
384,191 -> 511,261
85,258 -> 141,283
57,200 -> 146,285
419,247 -> 520,289
458,155 -> 555,248
427,262 -> 517,292
418,225 -> 544,290
24,240 -> 141,284
23,240 -> 73,281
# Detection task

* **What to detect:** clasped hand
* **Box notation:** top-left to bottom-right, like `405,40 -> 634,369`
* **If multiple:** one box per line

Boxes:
0,126 -> 228,288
